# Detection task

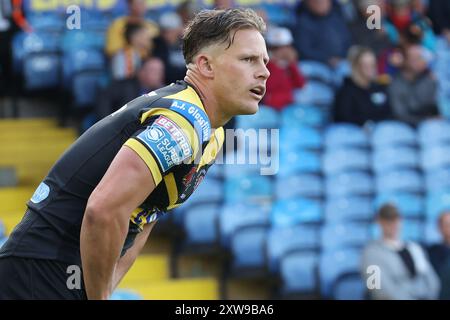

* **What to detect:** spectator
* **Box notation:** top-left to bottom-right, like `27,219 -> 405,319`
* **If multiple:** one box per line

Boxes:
348,0 -> 392,57
385,0 -> 436,51
427,0 -> 450,41
176,0 -> 200,27
105,0 -> 159,58
110,21 -> 151,81
264,26 -> 306,110
96,57 -> 165,120
333,46 -> 391,125
293,0 -> 352,68
388,44 -> 439,126
153,12 -> 186,85
361,204 -> 440,300
428,211 -> 450,300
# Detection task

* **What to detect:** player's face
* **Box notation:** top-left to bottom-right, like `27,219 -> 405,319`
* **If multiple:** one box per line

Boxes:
211,28 -> 270,117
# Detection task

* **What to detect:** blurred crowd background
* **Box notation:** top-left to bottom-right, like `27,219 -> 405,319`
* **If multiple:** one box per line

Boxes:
1,0 -> 450,300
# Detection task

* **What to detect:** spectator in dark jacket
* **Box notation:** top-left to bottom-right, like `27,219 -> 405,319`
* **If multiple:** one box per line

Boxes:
428,211 -> 450,300
264,26 -> 306,111
293,0 -> 352,68
96,57 -> 165,119
334,46 -> 391,126
388,44 -> 438,126
153,12 -> 186,85
427,0 -> 450,40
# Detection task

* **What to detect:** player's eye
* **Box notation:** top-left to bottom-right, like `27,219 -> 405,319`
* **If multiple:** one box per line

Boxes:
242,57 -> 253,62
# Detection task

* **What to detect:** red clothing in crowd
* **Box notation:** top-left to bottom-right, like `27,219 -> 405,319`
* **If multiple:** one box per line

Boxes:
264,61 -> 306,111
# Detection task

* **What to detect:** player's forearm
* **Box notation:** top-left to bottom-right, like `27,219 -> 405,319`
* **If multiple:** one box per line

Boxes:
80,206 -> 129,300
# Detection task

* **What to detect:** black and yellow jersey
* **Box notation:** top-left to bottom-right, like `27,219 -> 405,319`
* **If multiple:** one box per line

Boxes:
0,81 -> 224,265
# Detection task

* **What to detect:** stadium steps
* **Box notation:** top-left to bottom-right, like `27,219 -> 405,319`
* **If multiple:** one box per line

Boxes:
121,278 -> 219,300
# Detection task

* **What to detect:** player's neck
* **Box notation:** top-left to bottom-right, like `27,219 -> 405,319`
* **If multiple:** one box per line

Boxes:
184,71 -> 229,129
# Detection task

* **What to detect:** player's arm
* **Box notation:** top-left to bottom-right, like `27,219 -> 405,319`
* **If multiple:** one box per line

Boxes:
111,221 -> 156,291
80,146 -> 156,300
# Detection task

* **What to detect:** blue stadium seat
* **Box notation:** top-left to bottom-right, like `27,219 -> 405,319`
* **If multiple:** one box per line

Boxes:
418,119 -> 450,147
371,121 -> 417,148
319,248 -> 362,298
63,49 -> 105,81
375,192 -> 424,218
375,170 -> 423,194
281,104 -> 326,127
224,175 -> 272,203
331,272 -> 366,300
426,189 -> 450,220
298,60 -> 334,85
235,105 -> 279,129
324,124 -> 369,149
372,146 -> 419,173
110,289 -> 143,300
280,250 -> 319,295
294,81 -> 334,106
72,71 -> 105,107
333,60 -> 351,87
323,148 -> 370,175
424,221 -> 442,244
278,149 -> 321,177
275,173 -> 323,199
219,203 -> 270,247
24,53 -> 61,90
183,203 -> 221,245
321,222 -> 371,251
371,219 -> 424,242
420,144 -> 450,172
271,198 -> 322,227
325,196 -> 374,223
279,125 -> 322,150
425,167 -> 450,192
266,225 -> 319,273
230,224 -> 268,270
61,30 -> 105,52
28,13 -> 65,33
325,172 -> 374,197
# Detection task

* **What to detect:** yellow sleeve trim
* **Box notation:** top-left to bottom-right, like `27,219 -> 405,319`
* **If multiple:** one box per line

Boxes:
164,172 -> 179,209
124,139 -> 162,186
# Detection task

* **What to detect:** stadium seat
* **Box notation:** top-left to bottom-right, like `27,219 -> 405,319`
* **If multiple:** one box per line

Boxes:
110,289 -> 143,300
275,173 -> 323,199
372,146 -> 419,173
332,60 -> 351,87
72,71 -> 106,107
271,198 -> 322,227
230,224 -> 268,271
294,81 -> 334,106
235,105 -> 279,129
319,248 -> 362,298
420,144 -> 450,172
371,121 -> 417,148
331,272 -> 366,300
425,167 -> 450,192
375,192 -> 424,218
224,175 -> 272,203
280,250 -> 319,295
28,13 -> 65,33
323,148 -> 370,175
417,119 -> 450,147
219,203 -> 270,247
426,189 -> 450,220
279,125 -> 322,150
321,222 -> 371,251
325,196 -> 374,223
61,30 -> 105,52
23,53 -> 61,90
375,170 -> 423,194
298,60 -> 334,85
281,104 -> 326,127
266,225 -> 320,273
324,124 -> 369,149
183,203 -> 221,245
278,149 -> 321,177
424,221 -> 442,244
371,219 -> 424,242
325,172 -> 374,197
63,49 -> 105,84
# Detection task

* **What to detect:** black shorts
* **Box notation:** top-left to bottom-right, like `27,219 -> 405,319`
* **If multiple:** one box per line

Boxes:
0,256 -> 87,300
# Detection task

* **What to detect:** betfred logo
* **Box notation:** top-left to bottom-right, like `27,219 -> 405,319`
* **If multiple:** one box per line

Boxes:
155,116 -> 191,158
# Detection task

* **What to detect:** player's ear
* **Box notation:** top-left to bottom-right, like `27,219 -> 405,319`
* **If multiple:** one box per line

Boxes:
196,54 -> 214,79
